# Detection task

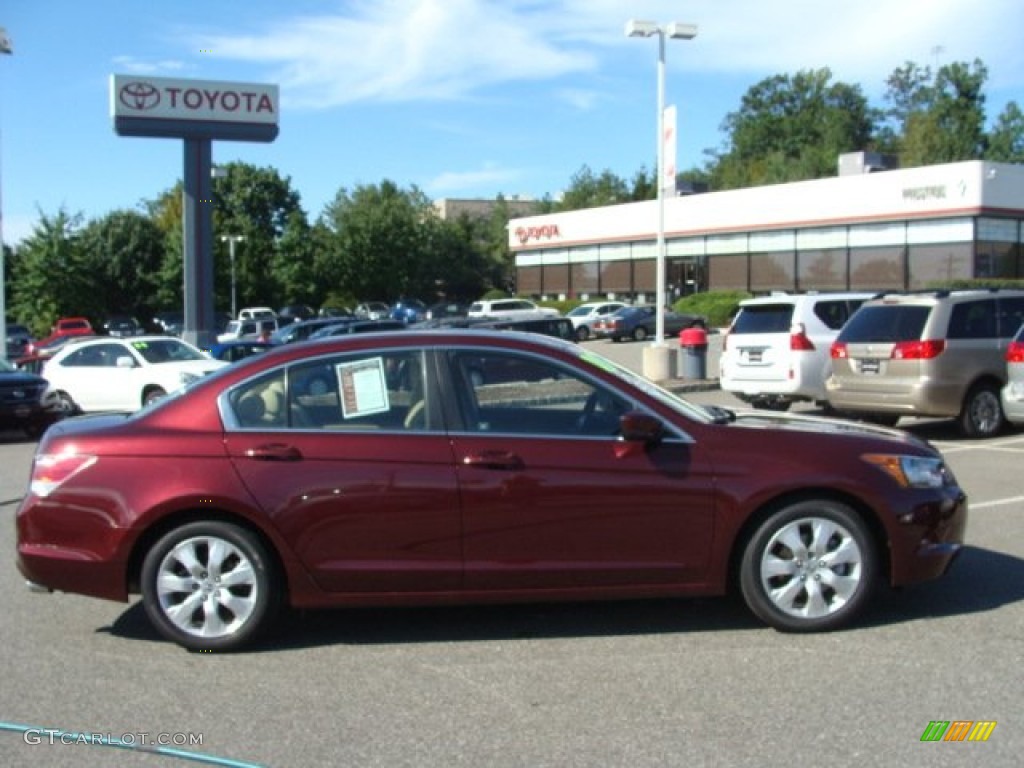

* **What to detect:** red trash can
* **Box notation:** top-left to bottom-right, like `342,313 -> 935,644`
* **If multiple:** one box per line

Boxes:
678,326 -> 708,379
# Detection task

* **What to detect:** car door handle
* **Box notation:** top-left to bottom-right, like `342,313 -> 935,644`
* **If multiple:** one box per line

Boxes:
245,444 -> 303,461
463,451 -> 524,471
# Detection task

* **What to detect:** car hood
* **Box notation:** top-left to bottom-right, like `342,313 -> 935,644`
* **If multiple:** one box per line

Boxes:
725,409 -> 929,447
1,370 -> 48,388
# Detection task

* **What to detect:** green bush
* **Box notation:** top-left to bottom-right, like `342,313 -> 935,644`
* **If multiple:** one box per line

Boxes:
673,290 -> 751,327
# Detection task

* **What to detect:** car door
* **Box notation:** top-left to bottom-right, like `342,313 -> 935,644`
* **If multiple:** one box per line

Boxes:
443,347 -> 716,591
56,342 -> 139,411
222,348 -> 462,593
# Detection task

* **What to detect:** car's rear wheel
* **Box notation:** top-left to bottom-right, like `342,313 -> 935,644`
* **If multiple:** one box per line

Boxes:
860,412 -> 900,427
958,383 -> 1004,438
632,326 -> 648,342
750,397 -> 791,412
739,500 -> 875,632
575,326 -> 590,342
141,521 -> 279,652
54,391 -> 79,416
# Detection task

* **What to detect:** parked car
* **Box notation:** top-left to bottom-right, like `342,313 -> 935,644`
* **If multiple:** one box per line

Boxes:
0,357 -> 62,438
270,317 -> 352,345
308,319 -> 406,339
277,304 -> 316,326
827,289 -> 1024,437
5,322 -> 32,358
41,336 -> 227,413
207,340 -> 275,363
999,322 -> 1024,427
217,317 -> 279,343
353,302 -> 391,320
467,298 -> 560,322
566,301 -> 627,341
423,301 -> 469,321
390,299 -> 428,325
27,316 -> 94,355
720,292 -> 874,410
16,329 -> 966,651
593,305 -> 706,342
237,307 -> 276,321
104,314 -> 145,338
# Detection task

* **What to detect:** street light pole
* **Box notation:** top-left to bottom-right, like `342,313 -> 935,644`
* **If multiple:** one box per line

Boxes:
0,27 -> 12,361
220,235 -> 244,319
626,19 -> 697,380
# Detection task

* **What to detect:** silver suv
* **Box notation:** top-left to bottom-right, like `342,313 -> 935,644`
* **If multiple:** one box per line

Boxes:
826,289 -> 1024,437
720,292 -> 873,410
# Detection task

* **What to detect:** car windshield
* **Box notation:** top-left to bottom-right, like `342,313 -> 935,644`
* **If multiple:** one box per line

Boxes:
570,344 -> 714,424
567,306 -> 594,317
0,358 -> 16,374
130,339 -> 206,364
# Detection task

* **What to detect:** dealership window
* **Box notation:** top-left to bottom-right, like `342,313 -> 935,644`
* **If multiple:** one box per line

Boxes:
907,243 -> 973,288
516,265 -> 541,295
797,249 -> 847,291
749,251 -> 795,293
708,253 -> 748,291
570,247 -> 600,297
599,243 -> 633,294
849,246 -> 906,291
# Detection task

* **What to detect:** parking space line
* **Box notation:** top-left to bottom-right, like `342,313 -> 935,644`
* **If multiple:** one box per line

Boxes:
971,495 -> 1024,510
932,436 -> 1024,454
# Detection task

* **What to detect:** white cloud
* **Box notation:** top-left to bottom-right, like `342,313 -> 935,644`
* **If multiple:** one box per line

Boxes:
425,163 -> 522,194
193,0 -> 1023,109
111,55 -> 187,75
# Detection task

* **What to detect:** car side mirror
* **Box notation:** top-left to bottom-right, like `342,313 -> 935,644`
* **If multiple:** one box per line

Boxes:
619,410 -> 664,444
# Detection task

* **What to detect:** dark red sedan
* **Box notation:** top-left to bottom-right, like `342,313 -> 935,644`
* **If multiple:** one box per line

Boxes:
17,331 -> 966,651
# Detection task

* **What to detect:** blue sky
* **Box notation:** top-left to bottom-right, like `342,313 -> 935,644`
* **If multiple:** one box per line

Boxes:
2,0 -> 1022,246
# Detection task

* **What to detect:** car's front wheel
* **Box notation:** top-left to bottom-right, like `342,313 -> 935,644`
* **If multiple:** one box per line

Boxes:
575,326 -> 590,342
958,383 -> 1004,438
739,500 -> 876,632
141,521 -> 279,651
143,387 -> 167,406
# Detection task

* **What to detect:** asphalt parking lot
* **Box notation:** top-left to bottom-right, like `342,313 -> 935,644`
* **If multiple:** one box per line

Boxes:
1,336 -> 1021,767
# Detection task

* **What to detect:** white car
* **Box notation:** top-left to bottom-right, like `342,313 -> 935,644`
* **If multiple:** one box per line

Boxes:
565,301 -> 627,341
1001,322 -> 1024,426
467,298 -> 560,322
42,336 -> 227,413
237,306 -> 276,321
720,292 -> 873,410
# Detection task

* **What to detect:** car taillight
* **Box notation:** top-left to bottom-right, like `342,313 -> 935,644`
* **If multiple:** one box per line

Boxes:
29,452 -> 97,497
790,324 -> 814,351
830,341 -> 848,359
1008,341 -> 1024,363
891,339 -> 945,360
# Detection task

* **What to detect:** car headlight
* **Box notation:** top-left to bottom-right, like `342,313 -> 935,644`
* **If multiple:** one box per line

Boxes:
862,454 -> 952,489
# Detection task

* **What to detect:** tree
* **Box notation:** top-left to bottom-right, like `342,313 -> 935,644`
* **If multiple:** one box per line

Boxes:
9,209 -> 91,335
710,68 -> 876,189
985,101 -> 1024,163
556,166 -> 632,211
318,180 -> 435,301
78,210 -> 165,320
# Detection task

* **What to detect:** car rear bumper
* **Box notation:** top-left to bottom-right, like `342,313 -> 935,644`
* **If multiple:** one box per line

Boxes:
825,376 -> 964,417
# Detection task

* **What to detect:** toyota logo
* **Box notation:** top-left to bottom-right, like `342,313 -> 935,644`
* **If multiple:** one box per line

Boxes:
119,81 -> 161,111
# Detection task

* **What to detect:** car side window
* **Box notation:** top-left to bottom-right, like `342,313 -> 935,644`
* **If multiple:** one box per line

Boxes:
997,297 -> 1024,338
450,350 -> 629,437
287,350 -> 429,431
948,300 -> 996,340
813,301 -> 851,330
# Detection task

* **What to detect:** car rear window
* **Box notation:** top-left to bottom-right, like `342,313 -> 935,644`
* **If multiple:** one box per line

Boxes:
837,305 -> 931,342
731,304 -> 795,334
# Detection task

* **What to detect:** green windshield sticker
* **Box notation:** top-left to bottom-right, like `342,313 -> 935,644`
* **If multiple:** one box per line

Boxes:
580,351 -> 617,373
132,342 -> 149,350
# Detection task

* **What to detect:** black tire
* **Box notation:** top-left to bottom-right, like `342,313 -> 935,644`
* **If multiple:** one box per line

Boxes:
958,383 -> 1004,438
144,387 -> 167,406
861,413 -> 900,427
54,391 -> 80,416
632,326 -> 648,342
739,500 -> 876,632
575,326 -> 590,342
141,521 -> 279,652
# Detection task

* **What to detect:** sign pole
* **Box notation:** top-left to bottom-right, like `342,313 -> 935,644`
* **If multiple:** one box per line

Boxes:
182,138 -> 215,348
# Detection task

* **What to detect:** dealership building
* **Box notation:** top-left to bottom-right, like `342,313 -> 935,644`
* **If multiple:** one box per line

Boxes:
507,159 -> 1024,301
